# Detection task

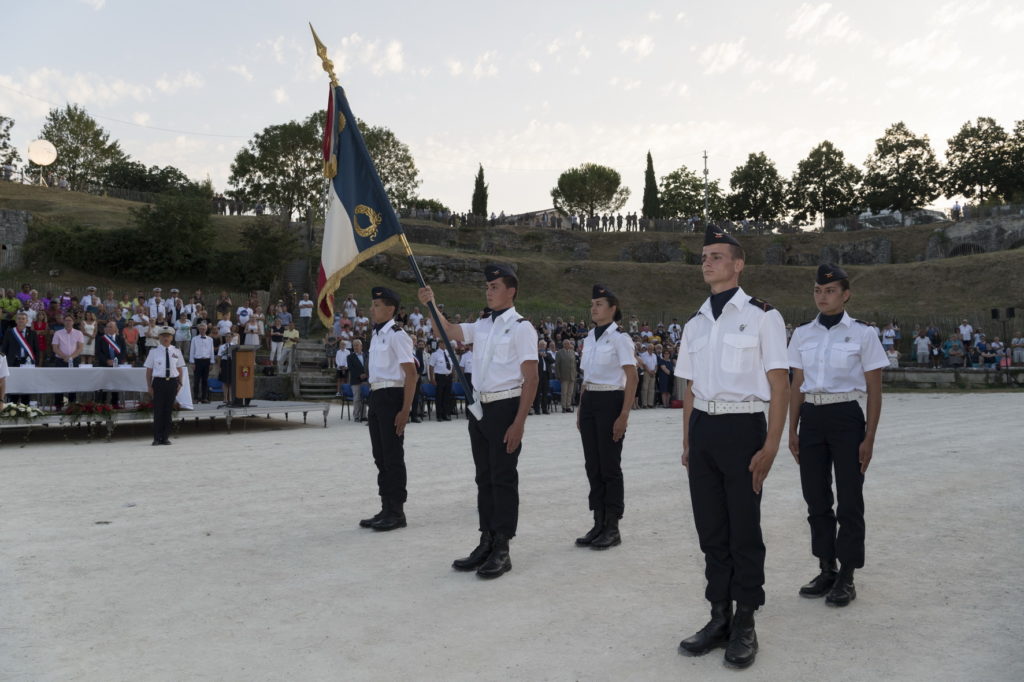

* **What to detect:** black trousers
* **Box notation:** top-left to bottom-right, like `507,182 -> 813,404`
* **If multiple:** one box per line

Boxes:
797,401 -> 867,568
435,373 -> 453,419
467,397 -> 521,537
578,390 -> 626,519
152,377 -> 178,443
193,359 -> 211,401
534,372 -> 550,413
687,410 -> 767,607
367,387 -> 407,504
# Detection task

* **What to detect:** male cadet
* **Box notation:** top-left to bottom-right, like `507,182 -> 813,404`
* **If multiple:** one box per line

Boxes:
428,340 -> 454,421
418,263 -> 538,579
675,226 -> 789,669
359,287 -> 418,532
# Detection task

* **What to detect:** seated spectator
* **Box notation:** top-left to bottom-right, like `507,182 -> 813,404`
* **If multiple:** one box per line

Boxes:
912,330 -> 932,367
1012,332 -> 1024,366
976,337 -> 998,368
885,347 -> 900,368
941,334 -> 965,367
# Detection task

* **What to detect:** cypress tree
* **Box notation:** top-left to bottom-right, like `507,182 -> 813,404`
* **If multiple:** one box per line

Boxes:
642,151 -> 660,219
471,164 -> 488,216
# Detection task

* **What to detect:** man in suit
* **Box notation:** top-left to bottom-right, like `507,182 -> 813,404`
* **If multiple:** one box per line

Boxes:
534,340 -> 552,415
0,312 -> 38,405
96,320 -> 127,408
555,339 -> 578,413
347,338 -> 368,421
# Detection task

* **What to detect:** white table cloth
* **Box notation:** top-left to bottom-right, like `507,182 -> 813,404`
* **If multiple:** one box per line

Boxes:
7,367 -> 194,410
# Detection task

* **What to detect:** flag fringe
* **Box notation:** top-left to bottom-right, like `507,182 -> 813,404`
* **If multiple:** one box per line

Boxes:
315,233 -> 403,329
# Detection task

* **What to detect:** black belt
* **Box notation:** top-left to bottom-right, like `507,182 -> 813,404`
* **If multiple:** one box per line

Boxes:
154,376 -> 179,381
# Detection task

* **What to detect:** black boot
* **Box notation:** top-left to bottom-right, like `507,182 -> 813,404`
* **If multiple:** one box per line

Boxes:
724,604 -> 758,669
371,500 -> 407,531
826,565 -> 856,607
575,510 -> 604,546
590,515 -> 621,550
799,558 -> 838,598
359,499 -> 385,528
678,601 -> 732,656
452,532 -> 492,571
476,533 -> 511,579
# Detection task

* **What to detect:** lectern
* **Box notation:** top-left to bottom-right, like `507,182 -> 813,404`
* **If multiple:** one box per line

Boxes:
233,345 -> 259,405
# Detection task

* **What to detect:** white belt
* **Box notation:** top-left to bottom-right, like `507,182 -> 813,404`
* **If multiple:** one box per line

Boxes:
479,388 -> 521,403
584,382 -> 623,392
694,398 -> 766,415
370,380 -> 404,390
804,391 -> 861,405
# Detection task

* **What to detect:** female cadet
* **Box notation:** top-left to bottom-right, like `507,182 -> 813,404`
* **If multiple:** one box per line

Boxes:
575,285 -> 637,550
787,264 -> 889,607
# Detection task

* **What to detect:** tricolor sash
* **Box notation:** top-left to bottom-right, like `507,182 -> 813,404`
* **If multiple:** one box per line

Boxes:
104,335 -> 121,357
13,328 -> 35,364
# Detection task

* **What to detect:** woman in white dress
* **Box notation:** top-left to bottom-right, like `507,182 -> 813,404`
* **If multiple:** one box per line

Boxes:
80,311 -> 97,364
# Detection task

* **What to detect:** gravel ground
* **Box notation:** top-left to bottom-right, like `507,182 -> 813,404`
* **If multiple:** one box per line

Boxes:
1,392 -> 1022,681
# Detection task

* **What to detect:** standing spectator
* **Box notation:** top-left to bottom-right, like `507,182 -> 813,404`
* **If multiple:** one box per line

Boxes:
217,333 -> 237,405
122,318 -> 139,365
269,321 -> 285,368
275,303 -> 292,328
885,347 -> 900,368
408,306 -> 424,331
281,322 -> 300,373
881,323 -> 896,352
190,323 -> 214,404
96,321 -> 126,408
959,319 -> 974,351
236,300 -> 254,332
174,313 -> 193,361
639,344 -> 657,408
458,343 -> 474,390
31,312 -> 49,363
52,314 -> 84,408
657,349 -> 675,406
1,312 -> 38,405
334,340 -> 350,397
80,311 -> 97,365
215,292 -> 233,321
353,308 -> 370,335
1012,332 -> 1024,366
343,293 -> 359,322
555,339 -> 577,413
428,342 -> 454,420
298,293 -> 315,336
348,338 -> 368,421
243,316 -> 261,347
913,330 -> 932,367
534,340 -> 552,415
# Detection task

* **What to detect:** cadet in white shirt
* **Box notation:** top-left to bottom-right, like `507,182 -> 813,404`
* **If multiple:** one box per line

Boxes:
189,324 -> 215,404
428,343 -> 455,421
359,287 -> 418,532
145,326 -> 186,446
675,226 -> 789,669
787,264 -> 889,608
574,285 -> 637,550
418,263 -> 538,580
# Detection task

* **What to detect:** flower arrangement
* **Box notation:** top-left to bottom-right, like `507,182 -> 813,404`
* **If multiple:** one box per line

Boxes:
62,401 -> 115,424
0,402 -> 47,421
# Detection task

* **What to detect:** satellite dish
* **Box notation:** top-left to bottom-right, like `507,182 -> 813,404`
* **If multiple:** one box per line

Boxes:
28,139 -> 57,166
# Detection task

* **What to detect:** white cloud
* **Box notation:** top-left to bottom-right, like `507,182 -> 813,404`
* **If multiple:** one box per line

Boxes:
882,31 -> 977,73
155,71 -> 204,94
472,51 -> 498,79
447,59 -> 463,76
932,1 -> 992,26
132,112 -> 150,125
787,3 -> 832,37
528,60 -> 542,73
578,45 -> 592,60
659,81 -> 689,97
812,76 -> 847,95
786,3 -> 861,43
991,5 -> 1024,31
699,39 -> 746,74
647,10 -> 661,22
769,54 -> 817,82
675,12 -> 687,22
618,35 -> 655,59
820,13 -> 862,43
79,0 -> 105,9
227,64 -> 254,82
273,87 -> 288,104
263,36 -> 288,65
378,40 -> 404,74
547,39 -> 562,55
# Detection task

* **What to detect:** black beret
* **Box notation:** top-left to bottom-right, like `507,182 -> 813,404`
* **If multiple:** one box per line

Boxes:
592,284 -> 615,300
371,286 -> 400,306
703,224 -> 741,247
484,263 -> 517,283
815,263 -> 849,284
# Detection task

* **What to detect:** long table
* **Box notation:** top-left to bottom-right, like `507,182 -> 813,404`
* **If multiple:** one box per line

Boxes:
6,367 -> 194,410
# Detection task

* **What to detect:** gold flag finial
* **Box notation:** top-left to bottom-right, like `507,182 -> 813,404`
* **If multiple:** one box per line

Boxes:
309,23 -> 339,87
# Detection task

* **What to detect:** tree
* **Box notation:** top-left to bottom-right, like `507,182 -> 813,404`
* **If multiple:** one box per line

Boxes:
471,163 -> 488,216
0,115 -> 20,166
943,116 -> 1011,203
861,122 -> 941,212
1006,120 -> 1024,202
128,193 -> 215,278
550,163 -> 630,218
787,141 -> 862,223
727,152 -> 787,223
358,117 -> 420,209
226,219 -> 304,290
36,104 -> 126,190
658,165 -> 727,220
642,151 -> 660,219
102,159 -> 200,194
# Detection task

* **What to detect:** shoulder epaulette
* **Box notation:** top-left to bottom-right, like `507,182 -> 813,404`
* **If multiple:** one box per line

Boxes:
516,318 -> 529,323
748,297 -> 774,312
391,323 -> 403,333
853,319 -> 869,326
687,310 -> 700,322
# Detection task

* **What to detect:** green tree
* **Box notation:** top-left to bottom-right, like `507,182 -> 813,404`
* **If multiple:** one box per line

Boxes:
861,122 -> 941,212
129,193 -> 215,278
228,111 -> 324,222
943,116 -> 1011,203
642,150 -> 660,219
102,159 -> 200,194
1006,120 -> 1024,201
727,152 -> 787,224
0,115 -> 21,166
787,141 -> 862,223
658,165 -> 727,220
471,163 -> 488,216
358,117 -> 420,209
36,104 -> 126,190
551,163 -> 631,218
225,219 -> 304,290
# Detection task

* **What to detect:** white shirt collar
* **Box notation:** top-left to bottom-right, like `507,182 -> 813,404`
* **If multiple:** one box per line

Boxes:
698,286 -> 749,319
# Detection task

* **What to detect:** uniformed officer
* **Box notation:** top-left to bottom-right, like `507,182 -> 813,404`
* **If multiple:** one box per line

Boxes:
428,341 -> 454,421
145,326 -> 186,446
574,284 -> 637,550
359,286 -> 418,532
675,226 -> 790,669
787,264 -> 888,606
418,263 -> 538,579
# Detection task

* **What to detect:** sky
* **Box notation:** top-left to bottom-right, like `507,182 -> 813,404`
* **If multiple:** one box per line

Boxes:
2,0 -> 1022,215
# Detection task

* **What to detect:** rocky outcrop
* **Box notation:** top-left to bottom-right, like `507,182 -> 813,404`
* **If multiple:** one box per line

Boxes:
617,240 -> 692,263
0,209 -> 30,270
394,256 -> 492,284
926,216 -> 1024,259
819,237 -> 892,265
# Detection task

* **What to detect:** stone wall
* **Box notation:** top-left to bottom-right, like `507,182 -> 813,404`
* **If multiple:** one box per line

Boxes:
925,216 -> 1024,259
763,236 -> 892,266
0,209 -> 30,270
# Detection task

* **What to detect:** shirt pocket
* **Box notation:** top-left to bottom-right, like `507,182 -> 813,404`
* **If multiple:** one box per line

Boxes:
721,333 -> 758,373
798,342 -> 819,369
829,342 -> 860,369
493,334 -> 514,363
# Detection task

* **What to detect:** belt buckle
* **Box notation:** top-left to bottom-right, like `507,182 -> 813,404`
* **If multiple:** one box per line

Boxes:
706,400 -> 716,414
813,394 -> 824,405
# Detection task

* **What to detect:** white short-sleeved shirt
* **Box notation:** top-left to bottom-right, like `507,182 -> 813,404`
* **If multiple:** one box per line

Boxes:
913,336 -> 932,353
639,351 -> 657,372
368,322 -> 415,383
144,344 -> 186,379
236,307 -> 253,324
0,353 -> 10,380
429,348 -> 453,375
408,312 -> 423,330
959,324 -> 973,341
787,312 -> 890,394
580,323 -> 636,388
335,348 -> 350,367
674,287 -> 789,402
298,299 -> 314,318
459,308 -> 538,393
460,350 -> 473,373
